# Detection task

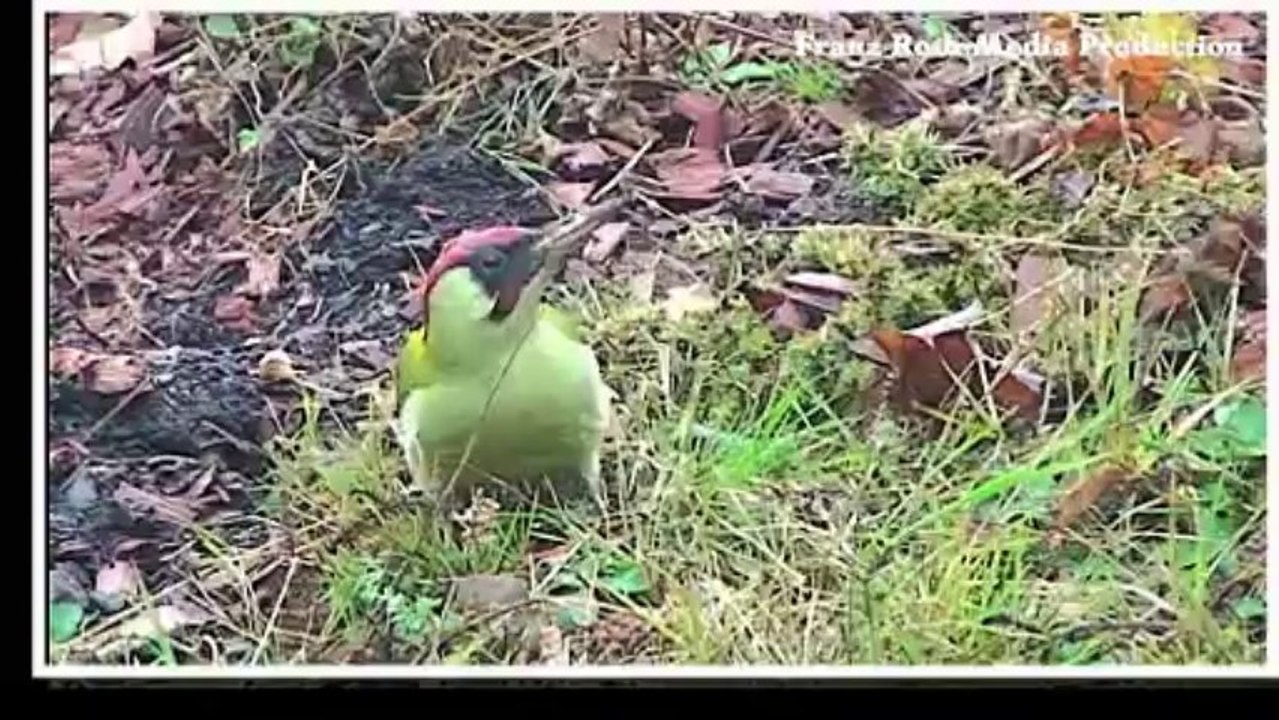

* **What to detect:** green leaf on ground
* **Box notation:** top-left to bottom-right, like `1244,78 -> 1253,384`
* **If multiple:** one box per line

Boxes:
204,15 -> 241,39
50,601 -> 84,643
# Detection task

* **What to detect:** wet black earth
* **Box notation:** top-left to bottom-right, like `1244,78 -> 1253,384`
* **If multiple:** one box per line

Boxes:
48,138 -> 554,589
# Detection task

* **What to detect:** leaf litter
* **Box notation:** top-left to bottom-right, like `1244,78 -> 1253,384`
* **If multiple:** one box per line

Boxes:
44,10 -> 1268,664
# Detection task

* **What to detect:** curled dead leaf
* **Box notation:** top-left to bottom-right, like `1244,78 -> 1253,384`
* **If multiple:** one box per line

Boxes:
852,303 -> 1044,423
671,91 -> 726,151
783,272 -> 858,298
1105,55 -> 1175,110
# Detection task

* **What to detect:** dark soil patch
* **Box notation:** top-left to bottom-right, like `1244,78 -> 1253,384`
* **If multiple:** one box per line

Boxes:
49,88 -> 557,615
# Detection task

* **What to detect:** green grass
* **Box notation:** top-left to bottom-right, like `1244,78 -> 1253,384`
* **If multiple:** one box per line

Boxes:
250,109 -> 1265,666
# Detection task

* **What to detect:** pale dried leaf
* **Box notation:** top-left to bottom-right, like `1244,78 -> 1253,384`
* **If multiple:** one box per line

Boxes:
50,13 -> 160,77
904,301 -> 984,341
813,101 -> 862,132
784,271 -> 858,297
86,354 -> 146,394
663,284 -> 718,321
736,165 -> 814,200
583,222 -> 629,263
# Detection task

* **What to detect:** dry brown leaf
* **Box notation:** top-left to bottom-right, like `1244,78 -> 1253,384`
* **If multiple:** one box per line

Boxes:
1135,106 -> 1218,165
547,181 -> 596,210
649,148 -> 726,201
1105,54 -> 1175,110
1139,274 -> 1193,323
1051,466 -> 1132,540
813,101 -> 862,132
1066,112 -> 1130,148
50,12 -> 160,77
985,117 -> 1055,171
671,91 -> 726,150
1011,253 -> 1068,337
583,222 -> 629,264
851,303 -> 1044,423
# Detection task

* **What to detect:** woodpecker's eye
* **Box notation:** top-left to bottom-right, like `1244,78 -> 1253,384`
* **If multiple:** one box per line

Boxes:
478,249 -> 506,270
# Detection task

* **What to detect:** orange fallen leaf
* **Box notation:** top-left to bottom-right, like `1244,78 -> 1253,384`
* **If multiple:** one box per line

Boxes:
1069,112 -> 1129,148
1040,13 -> 1082,76
1105,55 -> 1175,110
1134,106 -> 1218,166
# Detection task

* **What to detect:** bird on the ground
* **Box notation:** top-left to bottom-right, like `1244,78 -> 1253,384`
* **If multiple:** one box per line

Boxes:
393,225 -> 612,514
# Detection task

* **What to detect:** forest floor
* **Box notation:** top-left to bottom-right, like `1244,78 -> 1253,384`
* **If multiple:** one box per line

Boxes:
45,11 -> 1266,666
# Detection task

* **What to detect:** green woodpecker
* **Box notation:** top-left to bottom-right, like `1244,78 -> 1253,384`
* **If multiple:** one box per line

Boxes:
393,225 -> 611,512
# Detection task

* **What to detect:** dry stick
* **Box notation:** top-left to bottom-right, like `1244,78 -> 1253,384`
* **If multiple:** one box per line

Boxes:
250,555 -> 299,665
589,137 -> 655,204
